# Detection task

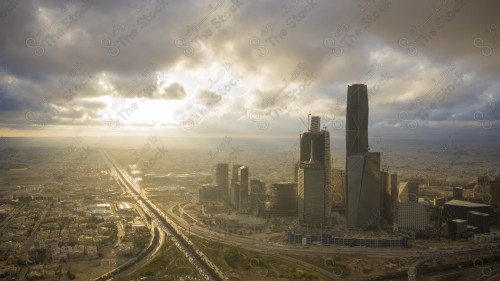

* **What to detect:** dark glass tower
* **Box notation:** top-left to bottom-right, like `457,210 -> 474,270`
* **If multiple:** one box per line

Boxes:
346,84 -> 369,157
345,84 -> 381,230
216,163 -> 229,198
346,152 -> 381,229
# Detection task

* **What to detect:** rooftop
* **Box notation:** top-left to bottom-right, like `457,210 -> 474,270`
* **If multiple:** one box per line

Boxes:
444,199 -> 490,208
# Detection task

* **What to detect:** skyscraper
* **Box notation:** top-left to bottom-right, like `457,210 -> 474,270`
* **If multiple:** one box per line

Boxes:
231,164 -> 243,184
266,182 -> 296,215
238,166 -> 249,212
331,168 -> 345,209
391,173 -> 398,223
407,181 -> 419,203
346,84 -> 369,157
346,152 -> 381,229
298,116 -> 331,225
250,179 -> 266,215
215,163 -> 229,198
381,170 -> 392,224
231,182 -> 240,209
230,164 -> 243,207
345,84 -> 381,230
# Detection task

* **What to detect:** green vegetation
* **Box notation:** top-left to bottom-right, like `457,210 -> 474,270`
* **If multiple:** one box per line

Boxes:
223,248 -> 241,268
191,236 -> 328,280
125,238 -> 198,280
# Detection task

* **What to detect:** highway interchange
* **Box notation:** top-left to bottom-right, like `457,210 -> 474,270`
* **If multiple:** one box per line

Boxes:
101,150 -> 229,281
101,149 -> 500,281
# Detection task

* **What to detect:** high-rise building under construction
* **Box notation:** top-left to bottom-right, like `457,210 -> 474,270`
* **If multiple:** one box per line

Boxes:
298,116 -> 331,225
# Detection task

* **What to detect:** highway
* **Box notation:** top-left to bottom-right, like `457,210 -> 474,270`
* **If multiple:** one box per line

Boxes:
168,201 -> 500,281
166,201 -> 344,281
100,149 -> 500,281
100,150 -> 229,281
168,201 -> 418,258
111,222 -> 166,280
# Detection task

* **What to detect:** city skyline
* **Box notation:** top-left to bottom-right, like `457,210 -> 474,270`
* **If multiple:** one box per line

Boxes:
1,1 -> 500,280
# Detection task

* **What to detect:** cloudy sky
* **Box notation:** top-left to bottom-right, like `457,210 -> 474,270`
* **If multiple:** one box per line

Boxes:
0,0 -> 499,140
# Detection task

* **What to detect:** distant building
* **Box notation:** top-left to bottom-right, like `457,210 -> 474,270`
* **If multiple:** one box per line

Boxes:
453,187 -> 463,200
442,200 -> 494,225
398,181 -> 408,203
266,182 -> 296,215
231,164 -> 243,185
286,232 -> 409,248
448,219 -> 467,240
215,163 -> 229,199
199,184 -> 219,202
398,182 -> 418,203
474,175 -> 492,204
390,173 -> 398,222
433,197 -> 446,206
294,162 -> 299,183
331,168 -> 345,209
231,183 -> 240,209
380,170 -> 391,224
467,211 -> 490,233
250,180 -> 266,215
491,179 -> 500,207
238,166 -> 249,212
230,164 -> 242,209
394,202 -> 431,232
407,181 -> 419,202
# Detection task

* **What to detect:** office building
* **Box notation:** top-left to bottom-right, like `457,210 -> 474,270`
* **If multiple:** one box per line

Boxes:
346,152 -> 381,229
475,175 -> 491,204
298,165 -> 325,224
294,162 -> 299,183
491,179 -> 500,207
298,116 -> 331,225
346,84 -> 369,157
199,184 -> 219,202
250,180 -> 266,215
448,219 -> 467,240
231,183 -> 240,209
394,202 -> 431,232
380,170 -> 392,224
407,181 -> 419,202
231,164 -> 243,184
442,200 -> 494,225
390,173 -> 398,221
230,164 -> 243,208
238,166 -> 249,212
453,186 -> 463,200
266,182 -> 296,215
468,211 -> 490,233
215,163 -> 229,198
344,84 -> 382,230
331,168 -> 345,209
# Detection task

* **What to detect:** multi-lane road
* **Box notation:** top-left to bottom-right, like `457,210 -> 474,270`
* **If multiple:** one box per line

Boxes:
101,150 -> 229,281
167,200 -> 500,281
101,149 -> 500,281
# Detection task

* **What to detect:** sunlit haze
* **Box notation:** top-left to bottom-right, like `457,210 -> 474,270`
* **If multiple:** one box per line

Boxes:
1,1 -> 500,281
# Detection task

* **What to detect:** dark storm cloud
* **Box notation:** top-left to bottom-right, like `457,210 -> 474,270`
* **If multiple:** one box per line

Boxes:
0,0 -> 499,137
